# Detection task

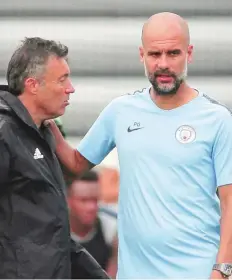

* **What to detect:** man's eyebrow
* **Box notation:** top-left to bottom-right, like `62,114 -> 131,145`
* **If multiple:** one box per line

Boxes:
58,73 -> 69,79
167,49 -> 181,53
147,50 -> 161,55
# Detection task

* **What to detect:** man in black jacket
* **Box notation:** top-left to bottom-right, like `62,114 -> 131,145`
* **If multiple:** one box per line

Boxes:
0,37 -> 109,279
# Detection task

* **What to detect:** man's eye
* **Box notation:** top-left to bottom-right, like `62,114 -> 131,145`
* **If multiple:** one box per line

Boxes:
148,52 -> 161,57
169,51 -> 180,56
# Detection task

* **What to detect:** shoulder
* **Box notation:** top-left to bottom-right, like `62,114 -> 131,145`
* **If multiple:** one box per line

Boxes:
97,87 -> 148,120
0,111 -> 20,155
0,98 -> 15,129
0,114 -> 16,139
0,117 -> 15,156
104,87 -> 148,111
200,93 -> 232,119
113,87 -> 147,103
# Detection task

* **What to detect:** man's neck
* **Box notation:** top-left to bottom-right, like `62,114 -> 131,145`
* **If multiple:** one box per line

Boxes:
18,95 -> 43,127
150,83 -> 198,110
70,217 -> 95,239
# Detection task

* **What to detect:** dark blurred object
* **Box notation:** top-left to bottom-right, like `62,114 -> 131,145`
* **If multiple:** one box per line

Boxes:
71,240 -> 110,279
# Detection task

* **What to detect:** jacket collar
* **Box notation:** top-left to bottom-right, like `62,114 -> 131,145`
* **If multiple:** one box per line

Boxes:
0,85 -> 39,130
0,85 -> 55,150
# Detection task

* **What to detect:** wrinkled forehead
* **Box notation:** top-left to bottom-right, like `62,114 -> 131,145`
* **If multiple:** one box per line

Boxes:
44,55 -> 70,76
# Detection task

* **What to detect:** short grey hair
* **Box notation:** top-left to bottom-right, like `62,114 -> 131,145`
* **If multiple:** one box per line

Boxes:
7,37 -> 69,96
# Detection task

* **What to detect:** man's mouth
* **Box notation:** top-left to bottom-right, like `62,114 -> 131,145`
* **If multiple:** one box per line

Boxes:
156,75 -> 174,83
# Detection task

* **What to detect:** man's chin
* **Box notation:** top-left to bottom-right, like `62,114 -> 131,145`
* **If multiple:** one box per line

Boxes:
153,86 -> 177,96
83,221 -> 96,227
56,108 -> 66,116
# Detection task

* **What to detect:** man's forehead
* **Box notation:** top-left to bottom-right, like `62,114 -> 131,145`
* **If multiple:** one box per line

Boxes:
45,55 -> 69,72
143,27 -> 187,43
71,181 -> 99,197
144,35 -> 187,52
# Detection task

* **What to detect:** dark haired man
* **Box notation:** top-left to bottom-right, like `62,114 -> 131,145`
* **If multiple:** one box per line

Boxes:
0,37 -> 109,279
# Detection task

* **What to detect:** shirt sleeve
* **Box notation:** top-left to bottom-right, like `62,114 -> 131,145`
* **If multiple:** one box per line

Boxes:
212,111 -> 232,187
77,101 -> 117,165
0,139 -> 10,184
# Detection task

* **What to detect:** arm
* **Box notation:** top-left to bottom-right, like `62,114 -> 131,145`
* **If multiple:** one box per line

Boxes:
49,120 -> 94,176
106,235 -> 118,279
211,186 -> 232,279
210,111 -> 232,279
49,101 -> 116,176
216,186 -> 232,263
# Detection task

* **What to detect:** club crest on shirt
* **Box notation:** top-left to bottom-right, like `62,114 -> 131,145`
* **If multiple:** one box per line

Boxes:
175,125 -> 196,144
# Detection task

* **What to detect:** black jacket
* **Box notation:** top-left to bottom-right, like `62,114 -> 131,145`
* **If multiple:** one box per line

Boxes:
0,86 -> 109,279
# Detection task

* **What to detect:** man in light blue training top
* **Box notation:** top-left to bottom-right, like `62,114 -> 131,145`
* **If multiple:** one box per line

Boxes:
49,12 -> 232,279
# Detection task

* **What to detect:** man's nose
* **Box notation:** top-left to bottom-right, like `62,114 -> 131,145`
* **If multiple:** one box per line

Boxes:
65,83 -> 75,94
157,54 -> 169,69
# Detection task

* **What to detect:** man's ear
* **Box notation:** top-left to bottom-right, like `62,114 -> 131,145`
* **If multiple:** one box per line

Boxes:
139,46 -> 145,63
24,77 -> 40,95
187,44 -> 193,64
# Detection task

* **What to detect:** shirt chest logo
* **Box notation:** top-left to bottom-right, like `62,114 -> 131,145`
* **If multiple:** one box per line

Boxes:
175,125 -> 196,144
127,122 -> 144,133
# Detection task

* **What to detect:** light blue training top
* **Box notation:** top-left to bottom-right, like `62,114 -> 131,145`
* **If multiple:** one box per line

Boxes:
77,87 -> 232,279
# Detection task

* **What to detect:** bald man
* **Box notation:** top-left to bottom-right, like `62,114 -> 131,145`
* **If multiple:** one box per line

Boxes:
49,13 -> 232,279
